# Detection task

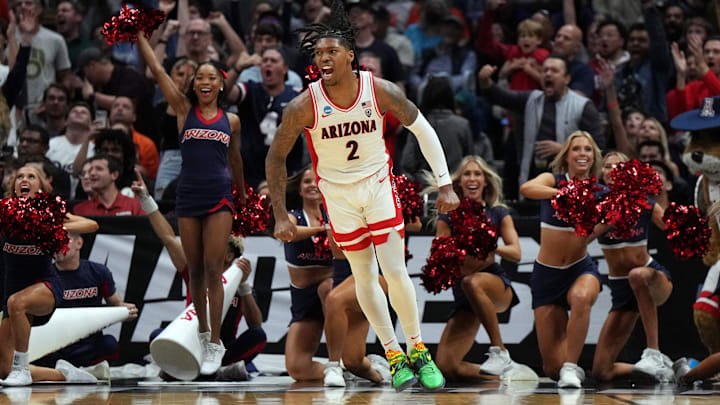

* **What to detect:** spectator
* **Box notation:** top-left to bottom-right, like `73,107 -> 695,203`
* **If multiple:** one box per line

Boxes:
16,124 -> 49,161
613,2 -> 673,122
108,96 -> 159,180
55,0 -> 93,69
684,17 -> 712,44
401,76 -> 478,181
23,83 -> 69,138
590,18 -> 630,73
76,47 -> 155,137
0,156 -> 20,196
649,159 -> 691,207
664,4 -> 686,43
228,47 -> 304,188
404,0 -> 449,61
637,139 -> 680,177
46,101 -> 95,175
373,5 -> 414,75
154,58 -> 197,199
667,36 -> 720,120
233,21 -> 302,91
34,233 -> 138,368
78,159 -> 95,200
552,25 -> 595,97
476,1 -> 548,91
478,57 -> 604,194
409,14 -> 476,102
72,155 -> 145,216
12,0 -> 71,106
347,1 -> 406,89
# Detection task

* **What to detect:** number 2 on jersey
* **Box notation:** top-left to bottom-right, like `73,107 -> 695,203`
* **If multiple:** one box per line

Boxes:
346,140 -> 359,161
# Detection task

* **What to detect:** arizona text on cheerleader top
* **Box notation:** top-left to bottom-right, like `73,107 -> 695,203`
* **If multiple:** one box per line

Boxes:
304,70 -> 388,184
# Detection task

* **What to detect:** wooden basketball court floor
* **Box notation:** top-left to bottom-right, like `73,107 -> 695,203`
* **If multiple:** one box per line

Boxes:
1,376 -> 720,404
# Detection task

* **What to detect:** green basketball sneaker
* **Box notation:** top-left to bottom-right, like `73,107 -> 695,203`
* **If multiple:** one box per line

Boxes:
386,349 -> 417,392
409,342 -> 445,391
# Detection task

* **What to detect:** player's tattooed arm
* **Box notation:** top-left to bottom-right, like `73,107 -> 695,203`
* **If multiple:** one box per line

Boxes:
266,92 -> 314,224
374,77 -> 419,126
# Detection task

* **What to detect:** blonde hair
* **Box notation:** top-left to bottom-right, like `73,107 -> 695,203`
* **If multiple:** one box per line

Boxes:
517,19 -> 544,39
4,165 -> 53,198
641,118 -> 672,163
451,156 -> 506,208
603,151 -> 629,164
550,131 -> 602,178
228,234 -> 244,255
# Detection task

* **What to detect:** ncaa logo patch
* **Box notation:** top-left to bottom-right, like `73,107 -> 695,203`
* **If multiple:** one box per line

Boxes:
365,109 -> 372,117
323,106 -> 332,115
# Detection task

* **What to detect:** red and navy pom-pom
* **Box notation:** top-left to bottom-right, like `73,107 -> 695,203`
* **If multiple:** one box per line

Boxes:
0,192 -> 69,254
663,203 -> 710,260
420,237 -> 464,294
394,174 -> 424,223
100,5 -> 166,46
551,177 -> 602,236
449,198 -> 498,259
232,185 -> 270,237
404,244 -> 413,264
597,160 -> 661,239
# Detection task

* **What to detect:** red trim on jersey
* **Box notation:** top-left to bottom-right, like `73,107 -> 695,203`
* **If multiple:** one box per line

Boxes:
319,73 -> 363,112
195,106 -> 224,125
342,236 -> 373,251
368,72 -> 384,118
304,128 -> 320,181
209,197 -> 234,214
333,227 -> 371,243
307,87 -> 318,130
227,339 -> 267,364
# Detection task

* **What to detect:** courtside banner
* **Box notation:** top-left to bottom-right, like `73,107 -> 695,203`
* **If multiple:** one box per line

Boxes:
80,216 -> 709,370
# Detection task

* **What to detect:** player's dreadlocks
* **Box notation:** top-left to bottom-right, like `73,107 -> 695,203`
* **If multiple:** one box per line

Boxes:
296,0 -> 360,72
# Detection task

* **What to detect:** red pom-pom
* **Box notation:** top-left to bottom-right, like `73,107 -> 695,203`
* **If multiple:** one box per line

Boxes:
311,215 -> 331,261
393,174 -> 424,223
232,185 -> 270,237
420,237 -> 464,294
305,65 -> 321,83
404,244 -> 413,264
663,203 -> 710,260
449,198 -> 498,259
597,160 -> 662,239
100,5 -> 166,46
0,193 -> 69,255
551,177 -> 602,236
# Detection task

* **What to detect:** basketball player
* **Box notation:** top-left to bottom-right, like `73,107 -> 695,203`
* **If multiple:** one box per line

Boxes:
265,1 -> 459,391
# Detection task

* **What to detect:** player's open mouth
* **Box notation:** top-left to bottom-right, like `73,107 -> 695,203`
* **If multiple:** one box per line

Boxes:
322,66 -> 334,79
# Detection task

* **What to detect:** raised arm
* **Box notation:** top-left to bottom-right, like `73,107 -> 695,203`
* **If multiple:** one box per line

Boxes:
519,172 -> 558,200
597,58 -> 633,156
64,214 -> 99,234
137,30 -> 189,117
266,92 -> 314,241
228,113 -> 246,201
131,168 -> 187,272
651,202 -> 666,230
374,77 -> 460,213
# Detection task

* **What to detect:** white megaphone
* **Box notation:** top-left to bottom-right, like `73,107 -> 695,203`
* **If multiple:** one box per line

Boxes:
150,263 -> 243,380
28,306 -> 130,362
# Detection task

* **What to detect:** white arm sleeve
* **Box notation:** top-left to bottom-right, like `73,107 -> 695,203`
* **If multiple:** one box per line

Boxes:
405,112 -> 452,187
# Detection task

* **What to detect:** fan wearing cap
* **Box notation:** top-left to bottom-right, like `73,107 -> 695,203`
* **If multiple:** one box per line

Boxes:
671,96 -> 720,384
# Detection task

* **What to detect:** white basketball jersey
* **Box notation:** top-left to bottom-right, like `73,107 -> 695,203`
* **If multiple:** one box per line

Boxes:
305,71 -> 389,184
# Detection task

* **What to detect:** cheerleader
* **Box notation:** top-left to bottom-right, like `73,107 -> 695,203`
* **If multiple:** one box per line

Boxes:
519,131 -> 604,388
433,156 -> 523,381
138,30 -> 245,375
0,165 -> 98,386
282,168 -> 333,381
592,152 -> 674,382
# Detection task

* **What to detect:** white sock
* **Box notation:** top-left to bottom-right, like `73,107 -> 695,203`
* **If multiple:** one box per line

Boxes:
374,231 -> 423,354
343,246 -> 402,354
13,351 -> 29,368
325,361 -> 340,369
